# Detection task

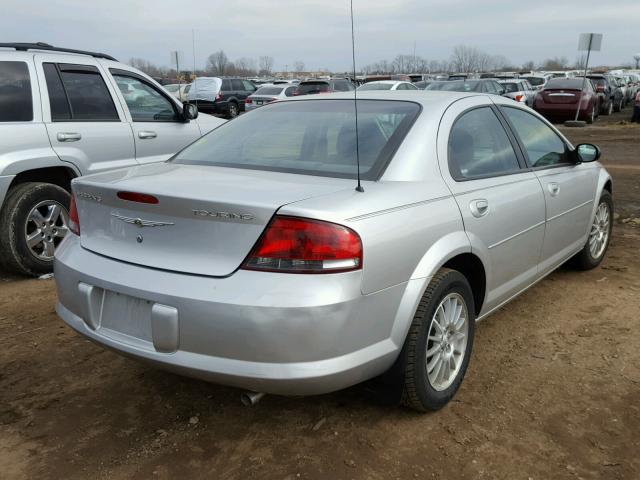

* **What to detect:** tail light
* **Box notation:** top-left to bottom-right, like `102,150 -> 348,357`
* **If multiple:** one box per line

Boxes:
68,194 -> 80,235
215,93 -> 222,101
242,216 -> 362,274
117,191 -> 159,204
514,94 -> 525,102
245,98 -> 252,104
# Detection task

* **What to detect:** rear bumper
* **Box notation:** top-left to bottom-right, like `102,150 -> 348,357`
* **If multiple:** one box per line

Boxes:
54,235 -> 407,395
535,104 -> 590,120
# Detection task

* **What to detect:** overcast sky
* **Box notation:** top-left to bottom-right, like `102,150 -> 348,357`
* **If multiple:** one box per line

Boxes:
2,0 -> 639,71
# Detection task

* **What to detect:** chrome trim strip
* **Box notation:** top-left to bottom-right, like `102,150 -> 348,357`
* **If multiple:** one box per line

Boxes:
547,199 -> 593,222
346,195 -> 450,222
453,175 -> 534,196
488,220 -> 545,250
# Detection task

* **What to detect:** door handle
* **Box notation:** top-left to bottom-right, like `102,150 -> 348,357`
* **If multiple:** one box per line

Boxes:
138,131 -> 157,139
470,199 -> 489,218
548,182 -> 560,196
57,132 -> 81,142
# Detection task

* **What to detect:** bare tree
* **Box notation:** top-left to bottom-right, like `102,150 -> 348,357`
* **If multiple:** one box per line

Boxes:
541,56 -> 568,71
521,60 -> 536,71
574,54 -> 588,70
233,57 -> 257,76
207,50 -> 229,76
259,56 -> 274,75
293,60 -> 305,72
450,45 -> 480,73
128,58 -> 164,77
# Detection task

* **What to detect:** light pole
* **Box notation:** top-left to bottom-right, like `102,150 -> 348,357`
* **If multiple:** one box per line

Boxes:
634,54 -> 640,69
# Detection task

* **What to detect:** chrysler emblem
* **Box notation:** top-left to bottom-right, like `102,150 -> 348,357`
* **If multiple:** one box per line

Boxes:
111,213 -> 175,228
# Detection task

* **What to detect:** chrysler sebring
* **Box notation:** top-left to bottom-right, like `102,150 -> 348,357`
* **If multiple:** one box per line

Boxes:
54,91 -> 612,411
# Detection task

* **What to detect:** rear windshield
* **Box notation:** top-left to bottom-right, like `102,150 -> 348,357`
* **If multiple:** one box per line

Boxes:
524,77 -> 545,86
359,83 -> 393,91
297,82 -> 330,95
425,82 -> 449,90
545,78 -> 585,90
0,61 -> 33,122
172,100 -> 421,180
440,81 -> 480,92
501,82 -> 520,93
254,86 -> 284,95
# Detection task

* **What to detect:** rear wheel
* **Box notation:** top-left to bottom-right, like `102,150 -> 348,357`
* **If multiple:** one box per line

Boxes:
614,98 -> 622,112
586,105 -> 595,124
570,191 -> 613,270
400,268 -> 475,412
227,102 -> 239,119
605,100 -> 613,116
0,182 -> 70,276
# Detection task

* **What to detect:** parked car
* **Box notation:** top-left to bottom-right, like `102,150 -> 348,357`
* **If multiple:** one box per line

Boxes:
245,84 -> 297,111
424,81 -> 451,91
522,75 -> 550,90
428,79 -> 506,95
585,75 -> 623,114
295,78 -> 355,95
414,80 -> 432,90
164,83 -> 191,102
55,91 -> 612,412
188,77 -> 257,118
0,43 -> 225,276
357,80 -> 418,91
618,75 -> 636,106
498,79 -> 536,106
533,78 -> 600,123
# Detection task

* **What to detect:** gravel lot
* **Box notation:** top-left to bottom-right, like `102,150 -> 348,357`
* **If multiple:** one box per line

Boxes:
1,110 -> 639,480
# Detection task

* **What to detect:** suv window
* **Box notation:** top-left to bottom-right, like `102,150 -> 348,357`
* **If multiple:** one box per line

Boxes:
502,107 -> 568,168
448,107 -> 521,180
332,80 -> 353,92
221,79 -> 232,91
241,80 -> 255,91
112,74 -> 178,122
0,61 -> 33,122
284,86 -> 296,97
43,63 -> 119,121
232,79 -> 245,91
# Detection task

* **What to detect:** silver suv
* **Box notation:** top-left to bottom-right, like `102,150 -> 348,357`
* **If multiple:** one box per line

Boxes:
0,43 -> 225,276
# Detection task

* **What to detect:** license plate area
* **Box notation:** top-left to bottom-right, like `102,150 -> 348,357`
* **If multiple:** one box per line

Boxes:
101,290 -> 154,344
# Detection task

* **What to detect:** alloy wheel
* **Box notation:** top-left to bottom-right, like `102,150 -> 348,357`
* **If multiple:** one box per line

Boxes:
589,201 -> 610,260
24,200 -> 69,260
425,292 -> 469,391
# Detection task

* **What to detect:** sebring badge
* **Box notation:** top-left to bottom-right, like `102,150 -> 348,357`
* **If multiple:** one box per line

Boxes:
111,213 -> 175,228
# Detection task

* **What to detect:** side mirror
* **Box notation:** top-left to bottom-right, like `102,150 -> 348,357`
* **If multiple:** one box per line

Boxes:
576,143 -> 601,163
182,102 -> 198,121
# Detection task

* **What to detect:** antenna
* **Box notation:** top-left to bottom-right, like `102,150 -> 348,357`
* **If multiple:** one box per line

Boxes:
350,0 -> 364,193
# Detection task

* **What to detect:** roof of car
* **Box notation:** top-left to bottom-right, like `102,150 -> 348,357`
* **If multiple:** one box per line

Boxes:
365,80 -> 409,85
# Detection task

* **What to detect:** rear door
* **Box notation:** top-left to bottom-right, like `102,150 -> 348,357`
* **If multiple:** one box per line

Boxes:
498,105 -> 599,275
438,96 -> 546,313
108,68 -> 200,165
34,54 -> 136,174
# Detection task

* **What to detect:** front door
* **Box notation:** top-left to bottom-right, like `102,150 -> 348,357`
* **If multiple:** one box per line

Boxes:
438,97 -> 546,314
109,70 -> 201,165
498,105 -> 599,275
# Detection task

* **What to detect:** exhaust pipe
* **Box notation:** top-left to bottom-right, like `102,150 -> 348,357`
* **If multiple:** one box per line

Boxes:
240,391 -> 265,406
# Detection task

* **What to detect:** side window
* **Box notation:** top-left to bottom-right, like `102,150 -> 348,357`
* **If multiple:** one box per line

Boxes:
47,64 -> 119,121
241,80 -> 255,92
112,74 -> 178,122
232,79 -> 245,91
284,86 -> 296,97
0,61 -> 33,122
221,79 -> 232,91
484,82 -> 496,94
407,83 -> 418,90
502,107 -> 569,168
448,107 -> 521,180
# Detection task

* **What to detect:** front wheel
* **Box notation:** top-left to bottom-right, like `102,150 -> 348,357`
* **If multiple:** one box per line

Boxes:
227,102 -> 239,119
0,182 -> 70,276
570,191 -> 613,270
400,268 -> 475,412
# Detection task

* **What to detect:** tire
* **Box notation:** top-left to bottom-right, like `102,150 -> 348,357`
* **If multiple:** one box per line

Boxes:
227,102 -> 239,119
400,268 -> 476,412
0,182 -> 70,276
570,190 -> 613,270
605,100 -> 613,116
586,105 -> 595,124
614,99 -> 622,112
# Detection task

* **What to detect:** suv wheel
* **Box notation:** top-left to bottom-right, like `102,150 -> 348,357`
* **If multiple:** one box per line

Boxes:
0,182 -> 70,276
570,191 -> 613,270
227,102 -> 239,119
400,268 -> 475,412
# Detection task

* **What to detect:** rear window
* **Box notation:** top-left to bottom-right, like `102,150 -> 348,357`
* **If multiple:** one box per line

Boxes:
441,81 -> 480,92
0,61 -> 33,122
524,77 -> 545,86
501,82 -> 520,93
172,99 -> 421,180
254,86 -> 284,95
545,78 -> 586,90
332,80 -> 354,92
359,83 -> 393,91
297,82 -> 330,95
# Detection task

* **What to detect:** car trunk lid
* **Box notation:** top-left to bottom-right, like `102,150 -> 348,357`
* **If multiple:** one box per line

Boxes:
542,89 -> 582,104
73,163 -> 352,276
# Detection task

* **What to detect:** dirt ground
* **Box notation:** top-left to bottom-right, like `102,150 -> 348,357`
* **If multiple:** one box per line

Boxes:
1,110 -> 639,480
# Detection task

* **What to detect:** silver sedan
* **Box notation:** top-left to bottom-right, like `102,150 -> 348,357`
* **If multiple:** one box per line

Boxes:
54,91 -> 613,411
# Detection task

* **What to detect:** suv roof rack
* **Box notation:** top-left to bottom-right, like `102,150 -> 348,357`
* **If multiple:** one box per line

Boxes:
0,42 -> 117,61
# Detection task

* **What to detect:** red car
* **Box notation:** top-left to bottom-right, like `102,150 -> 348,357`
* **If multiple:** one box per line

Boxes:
533,78 -> 601,123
